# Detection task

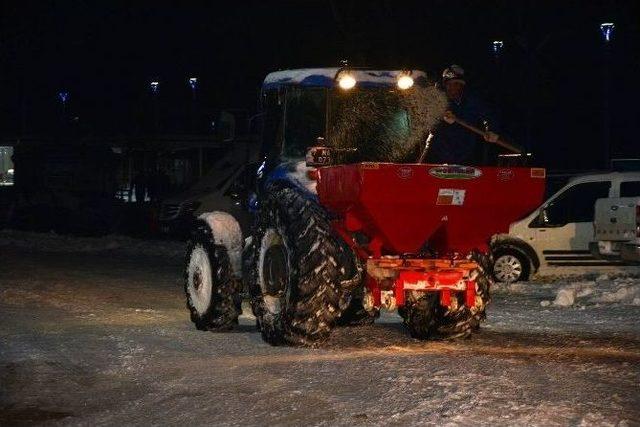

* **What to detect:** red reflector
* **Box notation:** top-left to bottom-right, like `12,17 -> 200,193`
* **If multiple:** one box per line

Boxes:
465,281 -> 476,308
440,290 -> 451,307
530,168 -> 546,178
307,168 -> 318,181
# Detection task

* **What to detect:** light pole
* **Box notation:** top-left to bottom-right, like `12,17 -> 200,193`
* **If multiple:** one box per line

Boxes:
150,80 -> 160,133
188,77 -> 198,100
492,40 -> 504,60
58,91 -> 69,122
600,22 -> 614,169
188,77 -> 198,133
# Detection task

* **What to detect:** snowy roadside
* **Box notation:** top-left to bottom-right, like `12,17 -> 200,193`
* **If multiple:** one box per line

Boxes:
493,273 -> 640,308
0,229 -> 185,258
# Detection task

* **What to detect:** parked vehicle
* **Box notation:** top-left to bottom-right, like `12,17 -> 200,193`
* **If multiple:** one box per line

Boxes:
159,145 -> 257,238
182,67 -> 545,346
491,172 -> 640,282
592,191 -> 640,259
620,200 -> 640,263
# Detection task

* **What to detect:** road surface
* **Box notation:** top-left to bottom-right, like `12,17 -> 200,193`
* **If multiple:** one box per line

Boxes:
1,241 -> 639,426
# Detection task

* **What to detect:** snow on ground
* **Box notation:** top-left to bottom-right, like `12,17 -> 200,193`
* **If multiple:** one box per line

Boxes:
1,234 -> 639,426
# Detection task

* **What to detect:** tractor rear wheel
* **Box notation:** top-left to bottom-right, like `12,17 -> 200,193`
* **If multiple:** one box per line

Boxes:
435,251 -> 493,338
400,292 -> 440,339
337,297 -> 378,327
248,187 -> 358,346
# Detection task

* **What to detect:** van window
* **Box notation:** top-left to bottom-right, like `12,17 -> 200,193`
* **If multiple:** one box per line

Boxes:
540,181 -> 611,226
620,181 -> 640,197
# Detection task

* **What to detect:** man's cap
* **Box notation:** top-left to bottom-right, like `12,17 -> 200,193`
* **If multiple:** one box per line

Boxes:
442,64 -> 466,84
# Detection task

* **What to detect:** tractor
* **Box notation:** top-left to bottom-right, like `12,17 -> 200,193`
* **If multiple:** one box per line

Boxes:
184,67 -> 546,346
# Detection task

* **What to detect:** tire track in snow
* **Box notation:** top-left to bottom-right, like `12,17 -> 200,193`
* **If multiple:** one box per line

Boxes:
193,342 -> 640,368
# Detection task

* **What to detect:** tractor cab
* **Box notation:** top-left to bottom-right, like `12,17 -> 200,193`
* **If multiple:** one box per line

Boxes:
258,68 -> 441,170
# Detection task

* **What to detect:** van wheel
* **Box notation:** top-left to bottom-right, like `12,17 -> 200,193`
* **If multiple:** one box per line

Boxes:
492,248 -> 530,283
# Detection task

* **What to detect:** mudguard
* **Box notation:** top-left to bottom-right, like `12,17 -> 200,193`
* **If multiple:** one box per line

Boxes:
198,211 -> 243,278
263,160 -> 318,201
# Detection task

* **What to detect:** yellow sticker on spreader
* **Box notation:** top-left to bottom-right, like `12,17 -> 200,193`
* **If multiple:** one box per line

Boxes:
359,162 -> 380,170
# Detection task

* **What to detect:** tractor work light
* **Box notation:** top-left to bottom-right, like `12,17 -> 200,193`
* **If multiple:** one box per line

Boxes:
337,72 -> 356,90
397,74 -> 414,90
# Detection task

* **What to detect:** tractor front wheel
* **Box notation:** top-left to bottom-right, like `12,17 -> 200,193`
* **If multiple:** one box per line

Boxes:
184,222 -> 241,331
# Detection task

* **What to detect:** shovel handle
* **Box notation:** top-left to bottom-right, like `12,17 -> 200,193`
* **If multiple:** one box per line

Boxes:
450,115 -> 522,154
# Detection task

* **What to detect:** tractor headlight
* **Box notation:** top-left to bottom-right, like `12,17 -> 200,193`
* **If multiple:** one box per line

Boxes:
397,74 -> 414,90
337,72 -> 356,90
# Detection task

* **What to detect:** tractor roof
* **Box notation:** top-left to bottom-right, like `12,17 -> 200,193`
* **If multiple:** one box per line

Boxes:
262,68 -> 428,90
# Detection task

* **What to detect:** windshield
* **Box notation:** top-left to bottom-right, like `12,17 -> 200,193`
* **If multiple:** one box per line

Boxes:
330,88 -> 410,163
281,85 -> 447,163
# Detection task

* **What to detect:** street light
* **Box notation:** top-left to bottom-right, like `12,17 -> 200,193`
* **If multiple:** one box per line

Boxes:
58,91 -> 69,119
188,77 -> 198,132
188,77 -> 198,100
149,80 -> 160,132
492,40 -> 504,58
600,22 -> 615,42
600,22 -> 614,168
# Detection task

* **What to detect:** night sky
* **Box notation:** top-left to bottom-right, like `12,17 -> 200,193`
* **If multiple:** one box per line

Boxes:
1,0 -> 639,170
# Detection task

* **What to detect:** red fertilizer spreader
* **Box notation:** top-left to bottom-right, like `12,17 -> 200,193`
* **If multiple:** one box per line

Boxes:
316,163 -> 545,311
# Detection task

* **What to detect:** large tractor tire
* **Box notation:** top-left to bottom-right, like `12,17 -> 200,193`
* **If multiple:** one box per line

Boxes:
336,297 -> 378,327
184,222 -> 241,331
398,252 -> 492,340
399,292 -> 440,339
247,187 -> 358,346
434,251 -> 493,338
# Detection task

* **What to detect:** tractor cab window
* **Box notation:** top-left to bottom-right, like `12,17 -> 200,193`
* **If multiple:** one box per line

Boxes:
261,90 -> 285,161
328,88 -> 414,163
283,88 -> 327,158
535,181 -> 611,227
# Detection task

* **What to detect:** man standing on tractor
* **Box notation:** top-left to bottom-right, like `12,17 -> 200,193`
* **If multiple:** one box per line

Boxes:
427,64 -> 501,165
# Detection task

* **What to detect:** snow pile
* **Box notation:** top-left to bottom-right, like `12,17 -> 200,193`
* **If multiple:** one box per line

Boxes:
0,230 -> 184,258
544,275 -> 640,308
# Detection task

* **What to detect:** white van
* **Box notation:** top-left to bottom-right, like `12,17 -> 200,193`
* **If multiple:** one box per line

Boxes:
593,195 -> 640,259
491,172 -> 640,282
